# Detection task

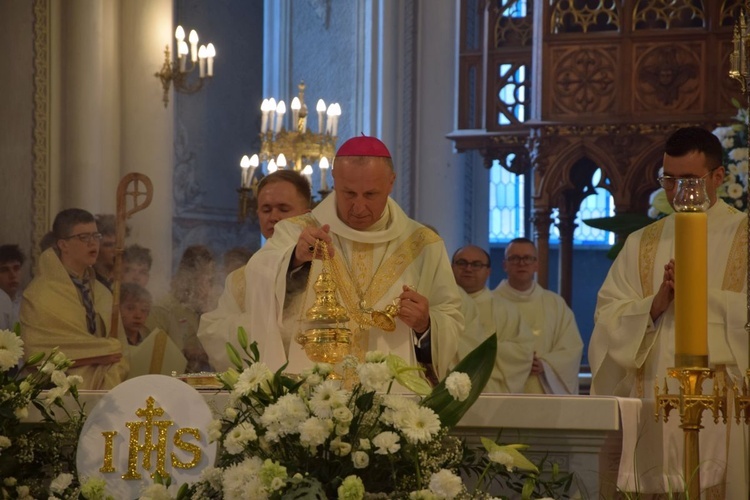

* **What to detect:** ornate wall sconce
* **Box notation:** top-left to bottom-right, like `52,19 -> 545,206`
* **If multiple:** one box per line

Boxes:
154,26 -> 216,107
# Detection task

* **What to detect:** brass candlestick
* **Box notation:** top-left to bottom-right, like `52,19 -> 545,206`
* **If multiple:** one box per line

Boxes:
655,368 -> 728,498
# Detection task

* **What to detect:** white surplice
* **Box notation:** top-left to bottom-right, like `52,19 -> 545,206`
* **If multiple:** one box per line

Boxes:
589,200 -> 748,495
458,287 -> 534,393
198,194 -> 461,379
494,280 -> 583,394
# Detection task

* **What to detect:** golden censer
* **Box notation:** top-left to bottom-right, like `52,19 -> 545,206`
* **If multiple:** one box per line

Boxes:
295,240 -> 352,364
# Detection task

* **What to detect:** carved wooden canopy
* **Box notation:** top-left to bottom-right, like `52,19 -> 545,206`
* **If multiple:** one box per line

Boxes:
449,0 -> 744,294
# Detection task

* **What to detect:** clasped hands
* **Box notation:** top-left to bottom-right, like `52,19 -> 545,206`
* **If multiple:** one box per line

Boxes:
292,225 -> 431,334
650,258 -> 675,322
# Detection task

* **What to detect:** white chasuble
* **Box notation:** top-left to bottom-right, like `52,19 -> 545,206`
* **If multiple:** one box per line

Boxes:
589,200 -> 748,495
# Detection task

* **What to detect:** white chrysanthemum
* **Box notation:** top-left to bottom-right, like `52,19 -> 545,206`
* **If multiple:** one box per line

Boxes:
488,449 -> 515,471
14,405 -> 28,420
259,393 -> 309,441
398,406 -> 441,444
233,363 -> 273,396
428,469 -> 463,499
208,419 -> 223,442
309,379 -> 349,418
727,182 -> 744,199
299,417 -> 332,450
199,466 -> 223,489
222,457 -> 266,500
0,330 -> 23,371
381,397 -> 419,427
329,436 -> 352,456
352,450 -> 369,469
139,483 -> 177,500
372,431 -> 400,455
67,375 -> 83,388
730,147 -> 748,162
49,473 -> 74,494
445,372 -> 471,402
365,350 -> 387,363
358,362 -> 394,392
224,422 -> 258,455
51,370 -> 69,389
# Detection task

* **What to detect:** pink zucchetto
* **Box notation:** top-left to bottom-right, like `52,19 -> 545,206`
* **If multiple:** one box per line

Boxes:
335,135 -> 392,158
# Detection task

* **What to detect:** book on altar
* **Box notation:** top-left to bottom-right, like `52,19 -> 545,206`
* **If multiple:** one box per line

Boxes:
127,328 -> 187,378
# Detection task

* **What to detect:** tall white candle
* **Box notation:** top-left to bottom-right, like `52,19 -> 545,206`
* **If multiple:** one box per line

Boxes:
206,43 -> 215,77
317,99 -> 326,134
240,155 -> 251,187
198,45 -> 207,78
319,157 -> 330,191
276,101 -> 286,133
189,30 -> 199,63
291,97 -> 301,132
260,99 -> 270,134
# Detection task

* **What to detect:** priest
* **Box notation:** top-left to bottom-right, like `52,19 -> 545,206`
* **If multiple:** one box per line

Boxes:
205,136 -> 461,380
589,127 -> 748,498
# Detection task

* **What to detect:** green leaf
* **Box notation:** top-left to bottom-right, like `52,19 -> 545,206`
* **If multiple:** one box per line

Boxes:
582,213 -> 654,234
421,332 -> 497,428
355,391 -> 376,413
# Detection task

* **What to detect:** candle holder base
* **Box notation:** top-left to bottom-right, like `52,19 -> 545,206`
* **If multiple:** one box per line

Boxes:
733,369 -> 750,424
655,367 -> 728,499
674,354 -> 709,368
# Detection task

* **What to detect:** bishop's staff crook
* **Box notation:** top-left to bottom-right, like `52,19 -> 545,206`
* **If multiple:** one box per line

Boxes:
109,173 -> 153,339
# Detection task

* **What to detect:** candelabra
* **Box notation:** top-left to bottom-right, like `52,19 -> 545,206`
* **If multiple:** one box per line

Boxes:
238,81 -> 341,222
154,25 -> 216,107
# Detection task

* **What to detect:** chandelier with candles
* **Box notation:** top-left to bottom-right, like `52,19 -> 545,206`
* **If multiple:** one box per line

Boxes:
238,81 -> 341,222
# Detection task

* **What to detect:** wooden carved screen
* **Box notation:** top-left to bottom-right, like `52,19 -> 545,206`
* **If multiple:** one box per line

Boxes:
450,0 -> 743,302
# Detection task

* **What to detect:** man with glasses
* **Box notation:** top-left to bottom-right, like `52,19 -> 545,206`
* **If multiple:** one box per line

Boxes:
20,208 -> 127,390
451,245 -> 533,393
494,238 -> 583,395
589,127 -> 747,497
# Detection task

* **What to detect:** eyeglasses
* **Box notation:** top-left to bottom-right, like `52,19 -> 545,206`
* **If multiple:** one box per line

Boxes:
64,232 -> 103,244
505,255 -> 537,265
453,259 -> 489,270
657,169 -> 713,190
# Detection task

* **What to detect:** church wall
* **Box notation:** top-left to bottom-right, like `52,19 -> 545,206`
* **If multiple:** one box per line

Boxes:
171,0 -> 265,275
0,1 -> 35,274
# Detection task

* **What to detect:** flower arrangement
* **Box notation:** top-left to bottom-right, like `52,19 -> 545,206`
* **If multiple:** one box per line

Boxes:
0,327 -> 87,499
712,100 -> 748,213
169,329 -> 573,500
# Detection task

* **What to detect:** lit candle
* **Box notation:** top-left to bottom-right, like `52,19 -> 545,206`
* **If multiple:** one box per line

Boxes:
260,99 -> 270,134
189,29 -> 199,63
178,41 -> 189,72
331,103 -> 341,137
302,164 -> 313,185
276,101 -> 287,132
316,99 -> 326,134
276,153 -> 287,169
674,212 -> 708,367
319,157 -> 330,191
267,159 -> 278,174
206,43 -> 216,77
240,155 -> 251,187
291,97 -> 301,132
248,154 -> 259,183
326,104 -> 335,134
198,45 -> 207,78
268,98 -> 277,135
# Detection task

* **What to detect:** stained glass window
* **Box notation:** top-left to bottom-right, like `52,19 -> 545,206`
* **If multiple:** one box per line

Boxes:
489,158 -> 525,243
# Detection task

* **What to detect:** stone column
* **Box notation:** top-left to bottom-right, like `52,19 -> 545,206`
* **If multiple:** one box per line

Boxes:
58,0 -> 121,212
119,0 -> 174,298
